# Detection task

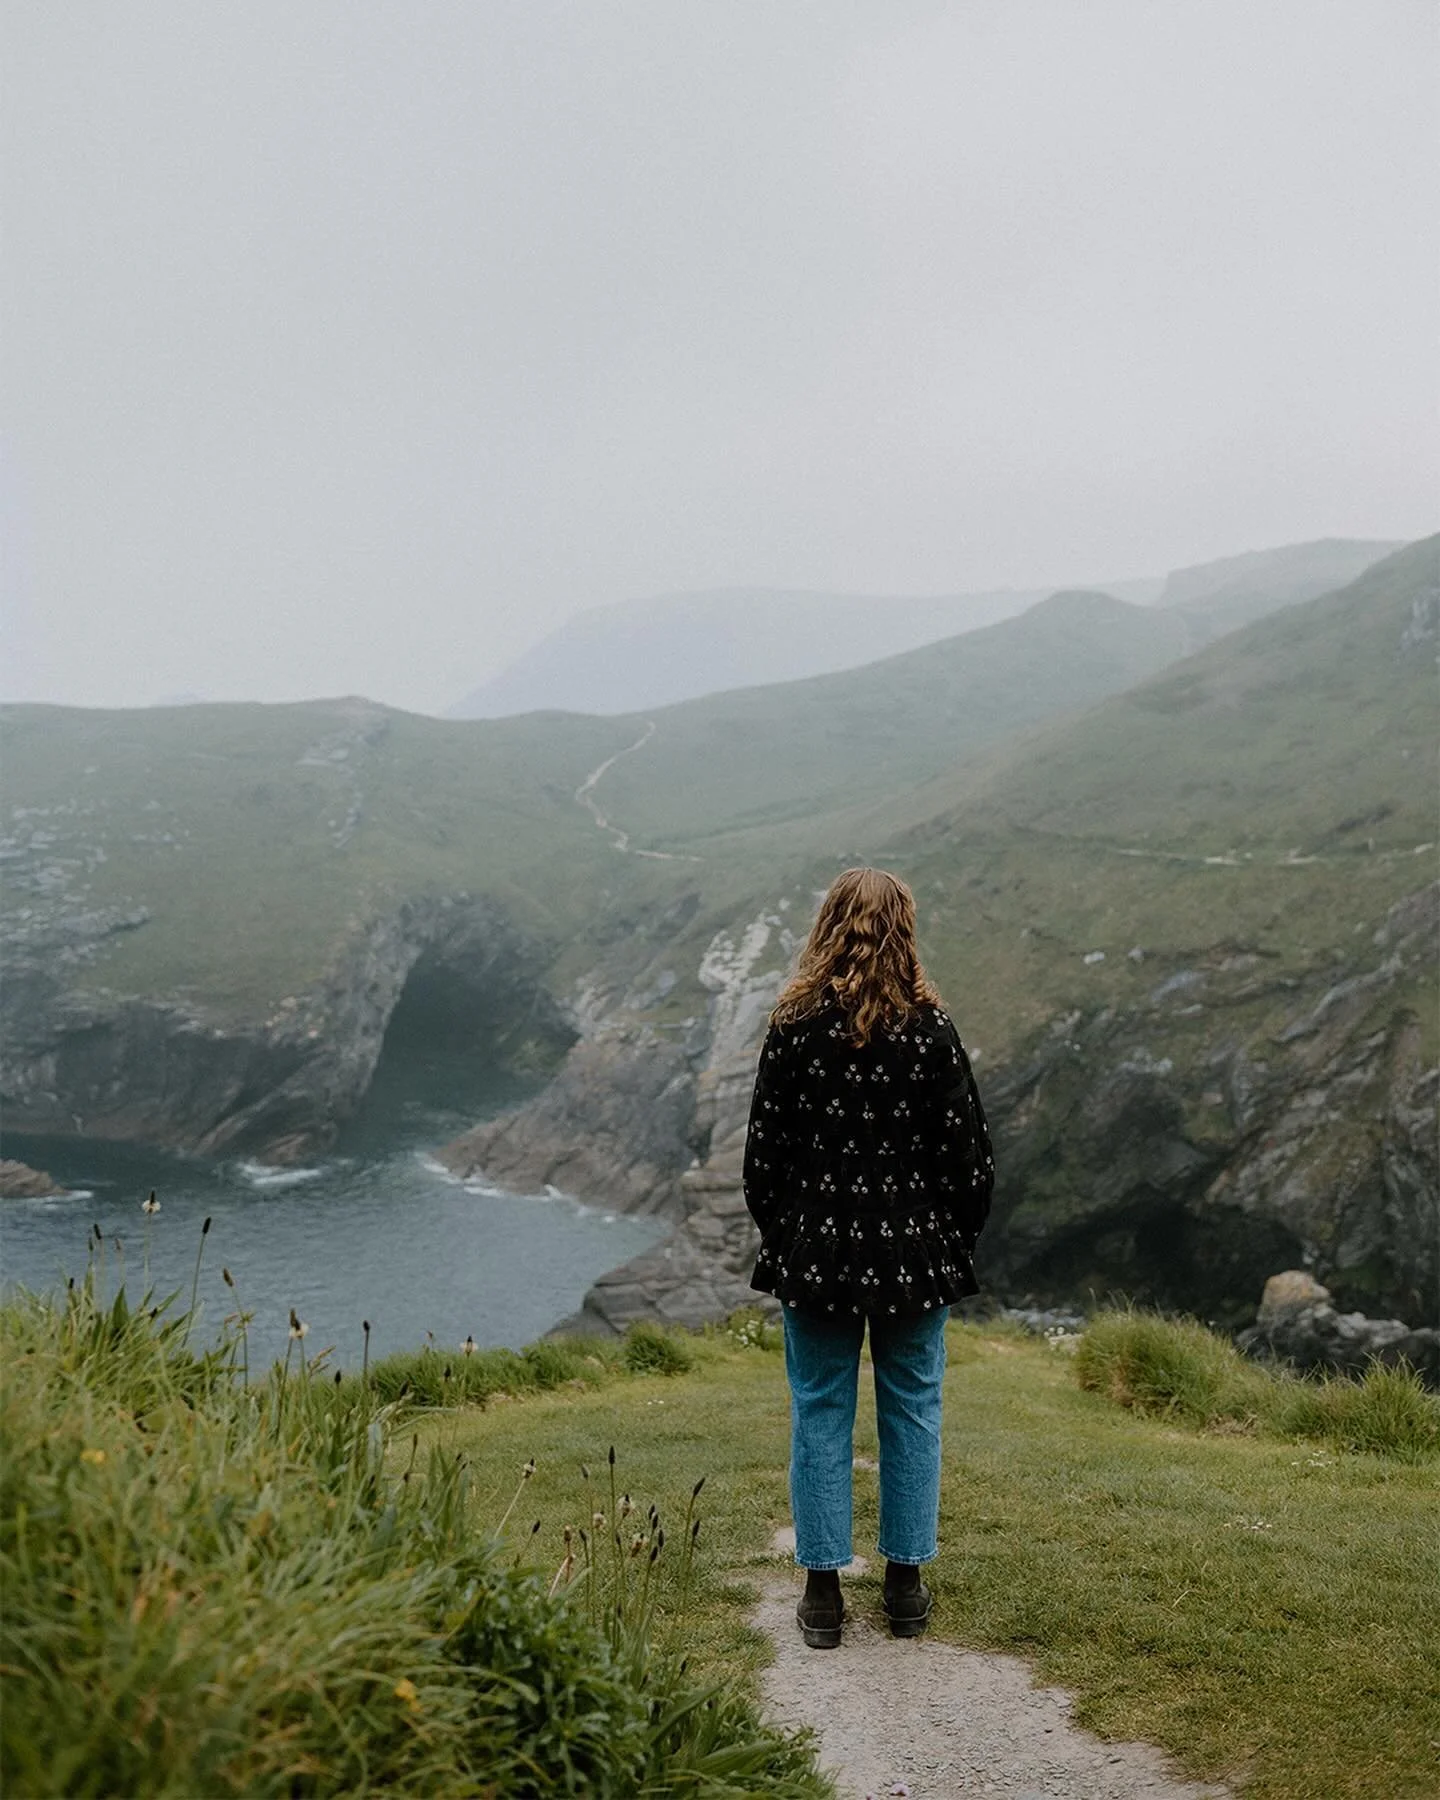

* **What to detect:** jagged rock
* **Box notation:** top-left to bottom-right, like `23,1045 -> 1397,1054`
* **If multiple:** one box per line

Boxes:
550,1168 -> 774,1335
521,908 -> 788,1332
437,1027 -> 695,1216
0,1159 -> 66,1198
981,883 -> 1438,1325
1237,1270 -> 1439,1388
524,886 -> 1438,1336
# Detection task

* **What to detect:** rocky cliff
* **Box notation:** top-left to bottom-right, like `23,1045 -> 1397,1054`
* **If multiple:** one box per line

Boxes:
439,883 -> 1438,1336
1,891 -> 573,1163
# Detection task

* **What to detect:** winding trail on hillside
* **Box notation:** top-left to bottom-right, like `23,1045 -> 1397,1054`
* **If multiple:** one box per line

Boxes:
753,1537 -> 1233,1800
574,722 -> 704,862
1007,819 -> 1436,870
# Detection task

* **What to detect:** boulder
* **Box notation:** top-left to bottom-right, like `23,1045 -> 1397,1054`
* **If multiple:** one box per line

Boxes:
0,1158 -> 66,1198
1256,1270 -> 1334,1324
1237,1269 -> 1439,1388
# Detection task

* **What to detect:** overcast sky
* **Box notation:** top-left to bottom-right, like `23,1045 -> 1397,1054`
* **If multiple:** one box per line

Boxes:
3,1 -> 1436,715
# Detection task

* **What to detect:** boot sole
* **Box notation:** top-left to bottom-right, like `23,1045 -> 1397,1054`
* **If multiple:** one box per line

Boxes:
796,1606 -> 844,1649
885,1609 -> 932,1638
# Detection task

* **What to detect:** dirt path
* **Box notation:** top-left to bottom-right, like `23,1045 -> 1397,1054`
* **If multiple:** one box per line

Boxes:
573,721 -> 702,862
754,1542 -> 1233,1800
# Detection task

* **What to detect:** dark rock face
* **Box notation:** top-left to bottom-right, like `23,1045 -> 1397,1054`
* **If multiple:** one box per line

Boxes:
1237,1271 -> 1440,1388
0,894 -> 571,1165
440,905 -> 795,1335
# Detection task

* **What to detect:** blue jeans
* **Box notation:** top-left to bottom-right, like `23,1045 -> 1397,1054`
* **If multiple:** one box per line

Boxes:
782,1305 -> 949,1570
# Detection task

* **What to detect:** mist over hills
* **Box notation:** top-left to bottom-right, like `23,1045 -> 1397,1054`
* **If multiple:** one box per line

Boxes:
446,537 -> 1399,721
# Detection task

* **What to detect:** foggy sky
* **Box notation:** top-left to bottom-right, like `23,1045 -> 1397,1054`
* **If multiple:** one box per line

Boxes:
3,1 -> 1436,716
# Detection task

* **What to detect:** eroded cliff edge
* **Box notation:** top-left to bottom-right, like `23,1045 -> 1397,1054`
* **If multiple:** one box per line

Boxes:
1,892 -> 574,1164
435,883 -> 1439,1334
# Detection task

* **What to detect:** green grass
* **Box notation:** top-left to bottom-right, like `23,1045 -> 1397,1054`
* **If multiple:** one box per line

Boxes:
420,1312 -> 1440,1800
0,1282 -> 830,1798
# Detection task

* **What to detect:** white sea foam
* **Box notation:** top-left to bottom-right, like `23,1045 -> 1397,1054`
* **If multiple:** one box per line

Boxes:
415,1152 -> 462,1184
235,1160 -> 325,1189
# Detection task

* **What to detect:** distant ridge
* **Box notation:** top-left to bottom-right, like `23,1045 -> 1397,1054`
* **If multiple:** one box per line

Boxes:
445,585 -> 1055,719
447,538 -> 1401,719
1156,536 -> 1404,640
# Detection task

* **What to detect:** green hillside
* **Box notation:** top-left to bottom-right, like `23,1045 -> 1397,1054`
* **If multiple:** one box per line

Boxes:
638,538 -> 1435,1021
871,535 -> 1439,1045
598,589 -> 1193,846
0,583 -> 1205,1016
1,698 -> 643,1010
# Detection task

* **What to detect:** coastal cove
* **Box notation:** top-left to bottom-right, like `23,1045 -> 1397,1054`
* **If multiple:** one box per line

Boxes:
0,1075 -> 667,1372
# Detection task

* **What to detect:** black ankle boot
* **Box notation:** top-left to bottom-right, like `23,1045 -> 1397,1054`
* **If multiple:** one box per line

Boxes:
796,1569 -> 844,1649
882,1560 -> 933,1637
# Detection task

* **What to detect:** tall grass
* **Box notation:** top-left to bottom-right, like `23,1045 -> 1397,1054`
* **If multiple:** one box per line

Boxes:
1075,1308 -> 1440,1462
0,1269 -> 828,1798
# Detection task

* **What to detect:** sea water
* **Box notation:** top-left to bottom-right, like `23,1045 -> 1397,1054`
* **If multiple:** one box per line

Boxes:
0,1069 -> 667,1372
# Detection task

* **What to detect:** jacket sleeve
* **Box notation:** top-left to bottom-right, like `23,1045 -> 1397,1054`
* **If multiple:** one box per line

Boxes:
933,1012 -> 996,1248
742,1022 -> 793,1235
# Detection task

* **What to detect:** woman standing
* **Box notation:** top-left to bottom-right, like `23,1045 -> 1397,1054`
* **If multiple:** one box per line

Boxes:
743,867 -> 994,1648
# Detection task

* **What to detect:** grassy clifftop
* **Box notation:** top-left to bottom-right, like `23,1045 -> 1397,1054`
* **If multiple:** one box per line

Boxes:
7,1266 -> 1432,1799
1,697 -> 646,1010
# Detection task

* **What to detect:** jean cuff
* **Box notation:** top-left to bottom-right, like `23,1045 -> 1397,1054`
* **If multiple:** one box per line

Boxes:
876,1541 -> 937,1565
795,1554 -> 854,1572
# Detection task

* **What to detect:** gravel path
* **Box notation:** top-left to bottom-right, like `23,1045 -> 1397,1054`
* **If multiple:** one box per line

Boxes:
754,1553 -> 1233,1800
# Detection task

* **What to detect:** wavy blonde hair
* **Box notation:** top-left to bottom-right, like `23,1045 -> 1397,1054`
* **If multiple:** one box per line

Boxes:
772,867 -> 941,1045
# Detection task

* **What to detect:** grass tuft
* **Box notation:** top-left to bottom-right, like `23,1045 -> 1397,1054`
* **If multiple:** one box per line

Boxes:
622,1319 -> 697,1376
362,1334 -> 623,1408
1075,1308 -> 1440,1461
0,1274 -> 827,1798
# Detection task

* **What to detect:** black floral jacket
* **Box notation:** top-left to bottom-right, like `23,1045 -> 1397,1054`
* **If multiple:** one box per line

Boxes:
742,1001 -> 995,1319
